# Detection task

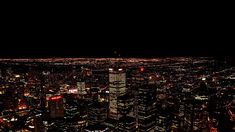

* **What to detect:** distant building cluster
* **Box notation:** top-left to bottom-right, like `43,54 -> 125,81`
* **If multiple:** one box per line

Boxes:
0,57 -> 235,131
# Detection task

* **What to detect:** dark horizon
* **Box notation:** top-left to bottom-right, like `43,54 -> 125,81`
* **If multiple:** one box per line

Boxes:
0,42 -> 233,58
1,26 -> 233,58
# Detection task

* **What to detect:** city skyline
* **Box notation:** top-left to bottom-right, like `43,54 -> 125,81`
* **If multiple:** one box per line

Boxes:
1,5 -> 234,131
0,57 -> 234,131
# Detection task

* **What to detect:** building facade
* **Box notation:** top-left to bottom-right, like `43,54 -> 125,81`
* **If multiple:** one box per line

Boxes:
138,84 -> 157,132
48,95 -> 65,118
109,68 -> 126,119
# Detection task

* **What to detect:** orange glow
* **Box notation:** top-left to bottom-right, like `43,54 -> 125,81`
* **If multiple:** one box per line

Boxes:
24,92 -> 29,96
18,104 -> 27,110
210,127 -> 217,132
50,96 -> 62,100
0,118 -> 3,123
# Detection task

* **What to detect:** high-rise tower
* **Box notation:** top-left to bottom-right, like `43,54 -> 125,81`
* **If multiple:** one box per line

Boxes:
109,68 -> 126,119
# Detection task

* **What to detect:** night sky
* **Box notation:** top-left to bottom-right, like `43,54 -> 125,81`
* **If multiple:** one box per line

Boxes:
0,41 -> 232,58
0,33 -> 233,58
0,8 -> 233,58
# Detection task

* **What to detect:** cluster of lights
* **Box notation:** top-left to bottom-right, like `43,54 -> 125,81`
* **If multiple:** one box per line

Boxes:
10,117 -> 18,122
100,98 -> 105,102
3,117 -> 18,122
68,89 -> 78,94
18,104 -> 27,110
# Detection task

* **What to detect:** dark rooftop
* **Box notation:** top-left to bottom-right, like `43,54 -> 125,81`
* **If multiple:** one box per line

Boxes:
119,116 -> 136,123
84,124 -> 108,131
117,94 -> 134,100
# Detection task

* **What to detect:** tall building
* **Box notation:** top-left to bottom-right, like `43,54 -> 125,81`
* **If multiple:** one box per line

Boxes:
3,88 -> 18,111
88,102 -> 107,125
48,95 -> 65,118
77,81 -> 86,98
33,116 -> 46,132
109,68 -> 126,119
118,116 -> 136,132
40,70 -> 49,111
90,86 -> 100,102
117,94 -> 135,117
183,81 -> 210,131
64,97 -> 79,121
77,99 -> 89,131
117,94 -> 136,132
155,114 -> 170,132
183,98 -> 209,131
138,83 -> 157,132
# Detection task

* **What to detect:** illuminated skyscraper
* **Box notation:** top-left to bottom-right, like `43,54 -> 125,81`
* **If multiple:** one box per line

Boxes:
109,68 -> 126,119
77,81 -> 86,97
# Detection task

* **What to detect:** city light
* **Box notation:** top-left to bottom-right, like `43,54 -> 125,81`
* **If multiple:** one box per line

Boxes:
202,77 -> 206,81
24,92 -> 29,96
50,96 -> 62,100
0,58 -> 234,131
68,89 -> 78,94
10,117 -> 18,122
18,104 -> 27,110
15,74 -> 20,78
